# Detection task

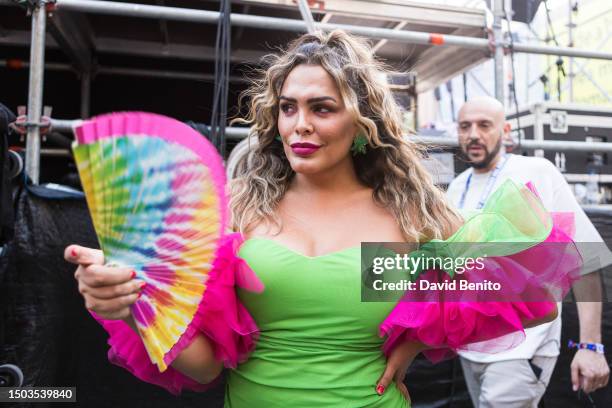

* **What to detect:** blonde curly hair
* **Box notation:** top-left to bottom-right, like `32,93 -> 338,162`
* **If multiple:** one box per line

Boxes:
231,30 -> 460,241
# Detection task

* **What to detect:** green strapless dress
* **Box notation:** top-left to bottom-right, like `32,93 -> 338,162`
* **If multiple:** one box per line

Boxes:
225,238 -> 409,408
91,180 -> 579,406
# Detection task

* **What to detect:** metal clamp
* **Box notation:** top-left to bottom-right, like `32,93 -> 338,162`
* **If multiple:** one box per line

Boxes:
13,0 -> 56,16
11,115 -> 51,137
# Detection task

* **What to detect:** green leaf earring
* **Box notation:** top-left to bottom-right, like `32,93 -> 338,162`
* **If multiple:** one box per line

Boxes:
351,133 -> 368,156
275,134 -> 282,142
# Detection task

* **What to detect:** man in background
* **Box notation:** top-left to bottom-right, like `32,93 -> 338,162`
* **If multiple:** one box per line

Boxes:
446,96 -> 610,407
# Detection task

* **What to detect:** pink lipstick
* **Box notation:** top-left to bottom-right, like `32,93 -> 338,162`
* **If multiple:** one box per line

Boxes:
291,142 -> 321,156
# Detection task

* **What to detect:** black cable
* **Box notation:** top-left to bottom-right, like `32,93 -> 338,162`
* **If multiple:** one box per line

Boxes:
543,0 -> 560,46
543,0 -> 565,102
210,1 -> 221,150
222,0 -> 231,155
210,0 -> 231,156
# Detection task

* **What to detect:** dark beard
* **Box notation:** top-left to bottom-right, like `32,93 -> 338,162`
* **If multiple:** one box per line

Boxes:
469,137 -> 503,170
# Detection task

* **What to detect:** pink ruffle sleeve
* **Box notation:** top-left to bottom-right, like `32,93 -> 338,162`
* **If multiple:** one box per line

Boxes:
380,213 -> 581,363
92,232 -> 261,395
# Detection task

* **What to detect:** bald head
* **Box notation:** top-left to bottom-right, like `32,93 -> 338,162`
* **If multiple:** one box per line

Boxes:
458,96 -> 505,124
457,97 -> 509,173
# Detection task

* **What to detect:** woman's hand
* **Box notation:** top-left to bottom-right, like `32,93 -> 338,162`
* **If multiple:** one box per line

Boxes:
376,341 -> 426,402
65,244 -> 222,384
64,244 -> 144,321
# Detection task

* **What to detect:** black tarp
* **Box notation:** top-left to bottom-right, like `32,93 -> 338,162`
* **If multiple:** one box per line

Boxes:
0,103 -> 16,246
0,187 -> 225,408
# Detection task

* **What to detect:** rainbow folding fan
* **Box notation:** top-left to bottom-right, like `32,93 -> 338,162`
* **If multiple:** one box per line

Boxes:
72,112 -> 227,372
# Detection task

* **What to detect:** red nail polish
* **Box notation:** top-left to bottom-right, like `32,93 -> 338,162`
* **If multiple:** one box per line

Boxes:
138,292 -> 143,298
140,282 -> 147,289
376,385 -> 385,395
71,248 -> 78,257
131,270 -> 136,279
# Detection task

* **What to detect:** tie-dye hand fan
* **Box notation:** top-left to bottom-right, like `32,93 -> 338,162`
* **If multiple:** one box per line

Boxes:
72,112 -> 228,372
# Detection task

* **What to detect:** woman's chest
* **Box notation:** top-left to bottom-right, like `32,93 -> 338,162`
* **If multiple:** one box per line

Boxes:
250,203 -> 404,259
237,239 -> 396,339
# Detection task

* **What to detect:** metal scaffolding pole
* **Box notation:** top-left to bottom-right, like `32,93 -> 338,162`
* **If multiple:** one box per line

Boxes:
412,135 -> 612,153
0,59 -> 247,83
296,0 -> 316,34
511,42 -> 612,60
53,0 -> 612,62
505,0 -> 513,107
49,119 -> 612,153
25,1 -> 48,185
568,0 -> 575,102
492,0 -> 504,103
53,0 -> 485,49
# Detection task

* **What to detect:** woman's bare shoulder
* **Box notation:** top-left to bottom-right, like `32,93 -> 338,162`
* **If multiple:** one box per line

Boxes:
241,219 -> 279,240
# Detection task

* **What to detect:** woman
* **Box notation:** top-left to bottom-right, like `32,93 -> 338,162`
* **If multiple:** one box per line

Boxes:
65,30 -> 558,407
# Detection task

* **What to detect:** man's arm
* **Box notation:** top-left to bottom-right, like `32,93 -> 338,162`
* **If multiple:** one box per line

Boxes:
571,272 -> 609,393
549,163 -> 610,393
573,272 -> 603,342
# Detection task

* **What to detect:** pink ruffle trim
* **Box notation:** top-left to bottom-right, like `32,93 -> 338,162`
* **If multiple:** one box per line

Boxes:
380,300 -> 555,363
380,213 -> 581,363
92,232 -> 261,395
